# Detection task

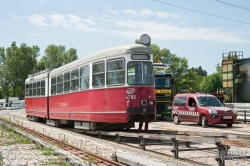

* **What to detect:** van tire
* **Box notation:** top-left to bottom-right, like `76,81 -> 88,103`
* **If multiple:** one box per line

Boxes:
173,115 -> 180,125
227,123 -> 233,127
201,116 -> 208,128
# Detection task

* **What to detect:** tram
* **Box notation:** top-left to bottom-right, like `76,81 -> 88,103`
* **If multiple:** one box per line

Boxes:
25,34 -> 156,130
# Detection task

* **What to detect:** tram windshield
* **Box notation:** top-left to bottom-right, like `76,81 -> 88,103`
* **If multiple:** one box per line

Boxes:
155,75 -> 172,88
127,61 -> 154,85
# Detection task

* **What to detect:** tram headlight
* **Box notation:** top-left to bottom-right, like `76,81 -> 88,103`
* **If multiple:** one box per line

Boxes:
141,99 -> 147,106
148,100 -> 153,106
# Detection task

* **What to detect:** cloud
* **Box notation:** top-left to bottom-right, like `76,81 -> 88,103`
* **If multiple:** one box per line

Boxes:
106,10 -> 119,15
28,13 -> 101,32
112,20 -> 250,43
139,9 -> 153,17
123,9 -> 137,15
33,0 -> 45,5
27,11 -> 250,43
28,14 -> 48,27
156,11 -> 181,18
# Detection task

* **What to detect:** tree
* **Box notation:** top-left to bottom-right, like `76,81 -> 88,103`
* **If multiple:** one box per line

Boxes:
190,66 -> 207,76
0,42 -> 39,99
199,63 -> 222,93
37,45 -> 78,70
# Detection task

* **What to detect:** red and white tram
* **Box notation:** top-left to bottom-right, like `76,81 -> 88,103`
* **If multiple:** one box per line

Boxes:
25,34 -> 156,130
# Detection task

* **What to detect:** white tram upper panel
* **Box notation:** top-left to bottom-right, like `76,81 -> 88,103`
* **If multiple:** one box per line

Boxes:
49,44 -> 153,77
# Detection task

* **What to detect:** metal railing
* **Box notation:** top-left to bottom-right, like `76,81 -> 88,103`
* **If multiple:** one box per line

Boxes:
232,103 -> 250,123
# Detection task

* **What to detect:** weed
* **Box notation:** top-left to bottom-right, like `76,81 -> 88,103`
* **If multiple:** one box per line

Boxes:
0,152 -> 3,166
88,155 -> 96,164
41,147 -> 55,156
41,157 -> 70,166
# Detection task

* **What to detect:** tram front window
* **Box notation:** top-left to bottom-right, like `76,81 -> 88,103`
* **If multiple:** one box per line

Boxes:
127,61 -> 154,85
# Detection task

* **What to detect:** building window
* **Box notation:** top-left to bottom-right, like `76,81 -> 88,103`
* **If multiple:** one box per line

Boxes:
80,65 -> 89,90
93,62 -> 105,87
107,59 -> 124,86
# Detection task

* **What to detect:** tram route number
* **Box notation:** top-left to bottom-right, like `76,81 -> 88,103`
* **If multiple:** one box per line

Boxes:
126,95 -> 136,99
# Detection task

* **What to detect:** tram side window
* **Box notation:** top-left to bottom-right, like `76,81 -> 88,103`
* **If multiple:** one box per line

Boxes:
51,77 -> 56,95
64,72 -> 70,92
80,65 -> 89,90
28,83 -> 32,96
107,59 -> 124,86
92,62 -> 105,87
57,74 -> 63,94
37,81 -> 41,96
71,69 -> 79,91
41,80 -> 45,96
33,82 -> 37,96
25,84 -> 29,97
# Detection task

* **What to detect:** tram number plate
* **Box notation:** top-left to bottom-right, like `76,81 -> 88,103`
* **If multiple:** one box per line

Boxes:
223,116 -> 232,119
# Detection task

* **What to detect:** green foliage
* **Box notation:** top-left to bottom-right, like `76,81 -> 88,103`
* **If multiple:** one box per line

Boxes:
41,146 -> 55,156
0,42 -> 39,99
0,152 -> 3,166
37,45 -> 78,70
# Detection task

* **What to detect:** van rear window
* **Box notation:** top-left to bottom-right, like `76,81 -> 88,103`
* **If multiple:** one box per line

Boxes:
174,97 -> 187,106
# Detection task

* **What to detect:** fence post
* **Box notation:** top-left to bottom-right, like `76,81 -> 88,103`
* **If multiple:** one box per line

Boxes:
171,138 -> 179,158
244,111 -> 246,123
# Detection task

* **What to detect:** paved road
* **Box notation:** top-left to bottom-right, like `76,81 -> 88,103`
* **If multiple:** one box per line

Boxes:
135,119 -> 250,136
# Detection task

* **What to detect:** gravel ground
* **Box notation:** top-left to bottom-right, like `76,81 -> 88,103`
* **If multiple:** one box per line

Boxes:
1,109 -> 250,166
0,123 -> 77,166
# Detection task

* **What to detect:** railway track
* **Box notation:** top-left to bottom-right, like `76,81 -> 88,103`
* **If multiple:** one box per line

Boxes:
3,111 -> 250,166
0,116 -> 125,166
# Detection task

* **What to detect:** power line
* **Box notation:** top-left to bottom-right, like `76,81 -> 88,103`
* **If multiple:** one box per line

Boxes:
152,0 -> 250,25
214,0 -> 250,12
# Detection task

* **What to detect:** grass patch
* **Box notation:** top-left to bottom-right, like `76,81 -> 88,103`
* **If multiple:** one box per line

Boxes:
0,152 -> 3,166
41,157 -> 71,166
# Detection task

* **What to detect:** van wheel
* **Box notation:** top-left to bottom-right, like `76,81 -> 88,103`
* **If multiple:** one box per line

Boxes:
201,116 -> 208,128
227,124 -> 233,127
173,115 -> 180,125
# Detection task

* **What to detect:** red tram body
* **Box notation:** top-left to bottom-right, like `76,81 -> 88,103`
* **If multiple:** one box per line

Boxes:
25,34 -> 156,130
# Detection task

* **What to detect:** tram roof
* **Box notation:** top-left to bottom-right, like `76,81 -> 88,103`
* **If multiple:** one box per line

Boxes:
50,44 -> 152,76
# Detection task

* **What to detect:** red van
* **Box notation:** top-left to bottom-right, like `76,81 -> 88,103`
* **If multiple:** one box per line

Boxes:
172,93 -> 237,127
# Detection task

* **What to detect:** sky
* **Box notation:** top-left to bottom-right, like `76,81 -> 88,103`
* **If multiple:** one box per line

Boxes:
1,0 -> 250,75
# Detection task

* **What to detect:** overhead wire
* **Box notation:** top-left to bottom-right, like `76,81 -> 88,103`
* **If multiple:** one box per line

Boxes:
152,0 -> 250,25
214,0 -> 250,12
